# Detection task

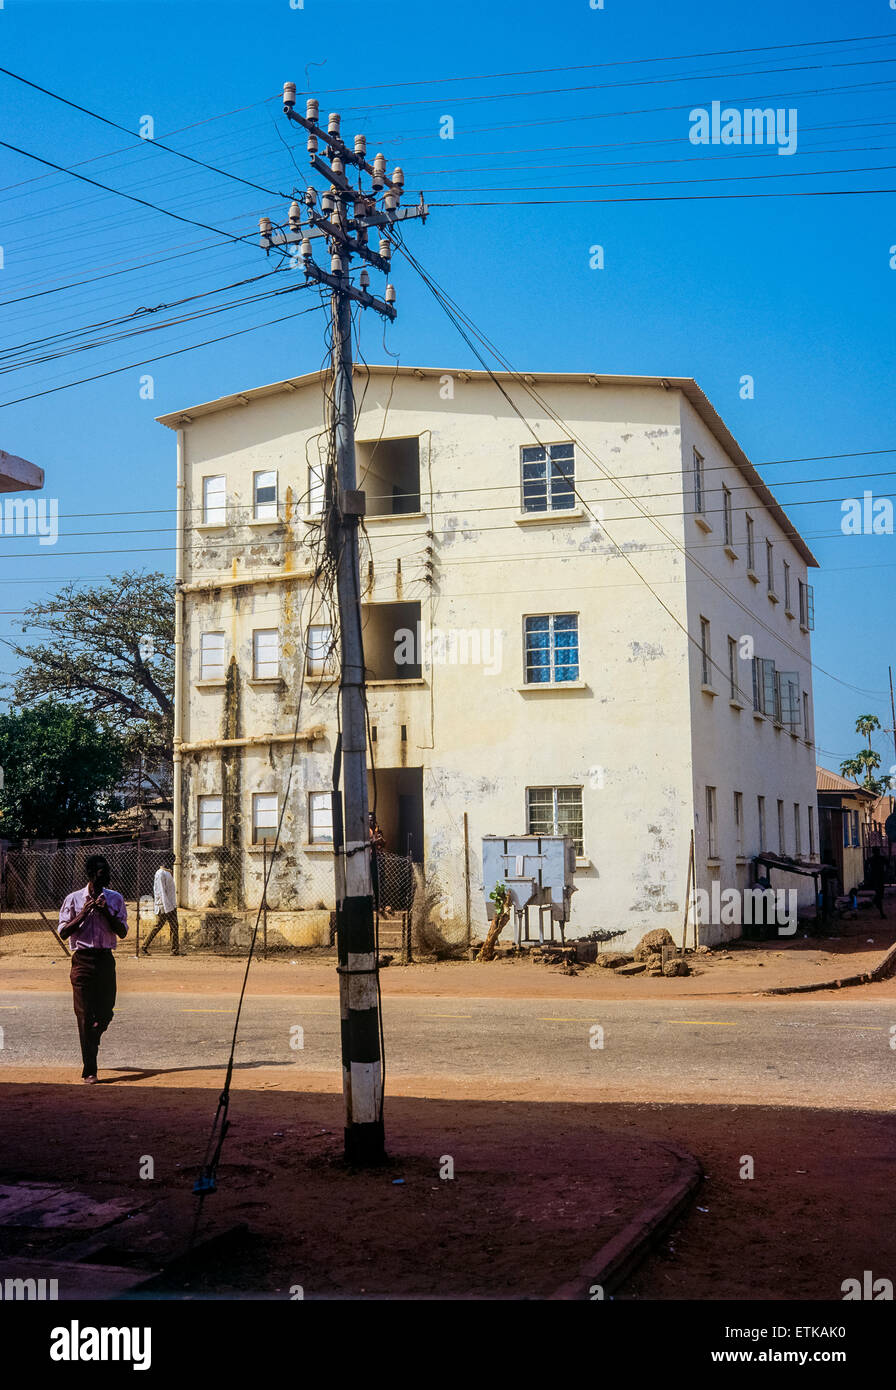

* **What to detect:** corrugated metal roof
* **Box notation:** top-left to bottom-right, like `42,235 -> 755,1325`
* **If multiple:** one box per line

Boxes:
816,765 -> 878,797
155,366 -> 817,567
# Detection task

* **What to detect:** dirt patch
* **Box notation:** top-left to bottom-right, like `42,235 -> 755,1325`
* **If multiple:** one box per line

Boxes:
0,1081 -> 687,1299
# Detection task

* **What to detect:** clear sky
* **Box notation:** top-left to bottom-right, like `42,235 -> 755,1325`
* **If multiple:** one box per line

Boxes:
0,0 -> 894,776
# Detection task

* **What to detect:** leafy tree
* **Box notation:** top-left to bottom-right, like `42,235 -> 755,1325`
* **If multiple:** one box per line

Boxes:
0,700 -> 127,840
5,571 -> 173,796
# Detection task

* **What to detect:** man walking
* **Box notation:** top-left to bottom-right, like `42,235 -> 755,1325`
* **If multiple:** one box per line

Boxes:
58,855 -> 128,1084
142,862 -> 180,955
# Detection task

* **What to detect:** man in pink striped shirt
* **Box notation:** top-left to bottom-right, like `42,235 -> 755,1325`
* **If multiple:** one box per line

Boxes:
58,855 -> 128,1083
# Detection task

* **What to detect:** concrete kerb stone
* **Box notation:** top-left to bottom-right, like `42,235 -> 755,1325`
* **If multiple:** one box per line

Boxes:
549,1142 -> 703,1301
760,938 -> 896,997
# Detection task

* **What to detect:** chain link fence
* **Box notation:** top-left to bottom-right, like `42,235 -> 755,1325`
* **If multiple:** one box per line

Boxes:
0,834 -> 173,956
0,834 -> 417,959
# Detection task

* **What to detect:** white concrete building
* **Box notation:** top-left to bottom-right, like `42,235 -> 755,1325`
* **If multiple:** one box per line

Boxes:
158,367 -> 818,951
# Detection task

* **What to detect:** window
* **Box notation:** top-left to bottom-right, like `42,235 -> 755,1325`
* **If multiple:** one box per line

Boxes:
700,617 -> 711,686
766,539 -> 775,593
776,671 -> 801,731
693,448 -> 705,515
783,560 -> 791,612
526,786 -> 584,855
777,799 -> 786,855
521,443 -> 575,513
722,485 -> 733,546
198,794 -> 223,846
252,792 -> 278,843
253,469 -> 278,520
253,629 -> 279,680
309,460 -> 326,514
203,475 -> 226,526
734,791 -> 744,856
842,810 -> 859,848
306,624 -> 335,676
309,792 -> 333,845
793,803 -> 802,856
753,656 -> 777,717
746,514 -> 755,571
798,579 -> 815,630
808,806 -> 816,858
728,636 -> 738,700
803,690 -> 811,742
706,786 -> 717,858
524,614 -> 579,684
758,795 -> 766,851
199,631 -> 226,680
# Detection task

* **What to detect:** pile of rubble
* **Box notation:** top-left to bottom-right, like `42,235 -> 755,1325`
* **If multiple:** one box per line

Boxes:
593,928 -> 691,977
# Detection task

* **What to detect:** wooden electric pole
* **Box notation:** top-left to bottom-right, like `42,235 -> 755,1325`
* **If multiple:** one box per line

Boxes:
262,84 -> 429,1165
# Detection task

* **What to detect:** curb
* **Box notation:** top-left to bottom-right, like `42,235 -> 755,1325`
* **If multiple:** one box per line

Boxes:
760,939 -> 896,996
549,1142 -> 703,1300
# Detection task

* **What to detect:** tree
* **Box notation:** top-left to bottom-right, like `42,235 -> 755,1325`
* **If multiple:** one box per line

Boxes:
5,571 -> 174,797
0,700 -> 127,840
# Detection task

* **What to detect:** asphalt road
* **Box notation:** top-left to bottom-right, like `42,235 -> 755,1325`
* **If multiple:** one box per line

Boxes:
0,991 -> 893,1108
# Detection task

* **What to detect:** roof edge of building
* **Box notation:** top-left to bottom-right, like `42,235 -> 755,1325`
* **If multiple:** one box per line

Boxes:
155,366 -> 817,568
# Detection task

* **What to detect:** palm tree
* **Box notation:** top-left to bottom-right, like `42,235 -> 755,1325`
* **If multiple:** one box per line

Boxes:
856,714 -> 881,750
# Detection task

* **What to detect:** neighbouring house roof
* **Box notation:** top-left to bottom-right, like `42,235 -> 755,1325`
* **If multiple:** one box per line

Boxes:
816,765 -> 878,799
156,366 -> 818,568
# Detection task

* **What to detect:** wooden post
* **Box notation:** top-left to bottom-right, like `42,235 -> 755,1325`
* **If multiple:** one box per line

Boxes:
680,828 -> 695,955
463,811 -> 472,951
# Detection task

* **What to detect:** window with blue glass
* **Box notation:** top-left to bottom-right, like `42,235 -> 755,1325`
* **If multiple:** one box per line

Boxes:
524,614 -> 579,684
521,443 -> 575,512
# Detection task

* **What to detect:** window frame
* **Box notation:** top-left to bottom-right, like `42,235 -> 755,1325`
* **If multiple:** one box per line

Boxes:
526,785 -> 584,856
199,630 -> 226,681
727,635 -> 738,700
793,802 -> 802,857
198,794 -> 224,847
251,791 -> 279,844
746,514 -> 755,571
308,791 -> 334,845
766,538 -> 775,593
777,798 -> 786,855
523,612 -> 580,685
693,447 -> 705,516
252,628 -> 280,680
253,468 -> 278,521
758,795 -> 766,851
734,790 -> 744,856
306,624 -> 335,676
706,785 -> 717,859
700,616 -> 711,687
520,442 -> 576,514
722,484 -> 733,546
202,474 -> 226,527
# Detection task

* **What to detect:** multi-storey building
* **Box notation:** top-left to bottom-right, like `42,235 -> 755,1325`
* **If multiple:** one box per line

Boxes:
157,367 -> 818,951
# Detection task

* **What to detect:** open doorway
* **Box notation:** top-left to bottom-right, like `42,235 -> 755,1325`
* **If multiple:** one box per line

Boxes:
368,767 -> 423,864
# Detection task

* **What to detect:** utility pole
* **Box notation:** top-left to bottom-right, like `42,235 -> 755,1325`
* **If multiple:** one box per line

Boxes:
261,85 -> 429,1165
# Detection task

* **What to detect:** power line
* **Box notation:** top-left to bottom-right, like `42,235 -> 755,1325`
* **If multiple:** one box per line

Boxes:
0,295 -> 317,408
0,66 -> 290,199
0,138 -> 261,244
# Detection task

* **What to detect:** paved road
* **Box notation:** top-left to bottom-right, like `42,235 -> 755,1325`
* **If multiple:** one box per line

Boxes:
1,991 -> 893,1108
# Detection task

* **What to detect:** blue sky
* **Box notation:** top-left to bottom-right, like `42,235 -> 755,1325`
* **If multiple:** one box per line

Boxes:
0,0 -> 895,775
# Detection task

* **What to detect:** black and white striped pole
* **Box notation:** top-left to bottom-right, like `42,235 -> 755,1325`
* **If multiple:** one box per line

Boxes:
271,83 -> 430,1165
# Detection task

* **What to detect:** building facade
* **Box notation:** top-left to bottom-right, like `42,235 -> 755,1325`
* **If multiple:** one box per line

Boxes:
158,367 -> 819,951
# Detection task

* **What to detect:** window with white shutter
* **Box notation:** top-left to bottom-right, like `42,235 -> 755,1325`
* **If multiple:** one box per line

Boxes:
253,469 -> 278,520
198,795 -> 223,846
203,475 -> 226,526
253,629 -> 279,679
200,631 -> 226,680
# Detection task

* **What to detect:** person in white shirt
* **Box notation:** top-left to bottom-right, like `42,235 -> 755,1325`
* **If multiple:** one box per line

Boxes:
142,863 -> 180,955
